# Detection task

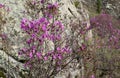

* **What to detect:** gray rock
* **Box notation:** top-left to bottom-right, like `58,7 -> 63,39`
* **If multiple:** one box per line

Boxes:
0,0 -> 92,78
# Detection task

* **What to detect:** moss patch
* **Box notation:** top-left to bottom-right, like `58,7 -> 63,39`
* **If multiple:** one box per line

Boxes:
0,71 -> 6,78
74,1 -> 80,8
96,0 -> 102,13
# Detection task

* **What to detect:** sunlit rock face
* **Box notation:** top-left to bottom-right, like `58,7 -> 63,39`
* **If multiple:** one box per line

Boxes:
0,0 -> 28,78
0,0 -> 91,78
102,0 -> 120,19
83,0 -> 120,19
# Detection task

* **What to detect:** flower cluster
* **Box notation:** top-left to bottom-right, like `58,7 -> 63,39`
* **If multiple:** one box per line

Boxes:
45,2 -> 59,18
0,4 -> 4,8
40,0 -> 44,4
89,14 -> 120,49
19,1 -> 70,69
19,14 -> 70,67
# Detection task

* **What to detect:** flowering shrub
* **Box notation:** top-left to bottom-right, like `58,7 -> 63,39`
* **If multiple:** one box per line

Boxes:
19,1 -> 83,77
86,13 -> 120,78
89,14 -> 120,49
19,16 -> 67,60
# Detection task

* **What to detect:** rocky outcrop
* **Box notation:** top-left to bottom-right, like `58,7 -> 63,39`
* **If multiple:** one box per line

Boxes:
102,0 -> 120,19
83,0 -> 120,19
0,0 -> 92,78
0,0 -> 28,77
0,50 -> 25,78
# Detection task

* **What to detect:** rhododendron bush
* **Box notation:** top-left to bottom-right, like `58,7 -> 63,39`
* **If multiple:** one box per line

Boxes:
89,14 -> 120,49
87,14 -> 120,78
18,0 -> 86,77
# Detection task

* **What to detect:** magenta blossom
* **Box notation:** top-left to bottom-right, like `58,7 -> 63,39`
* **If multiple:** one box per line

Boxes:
91,75 -> 95,78
40,0 -> 44,3
44,56 -> 48,60
47,3 -> 58,10
0,4 -> 4,8
36,52 -> 42,59
29,52 -> 33,58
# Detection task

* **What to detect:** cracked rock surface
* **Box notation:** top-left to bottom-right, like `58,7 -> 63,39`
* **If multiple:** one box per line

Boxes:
0,0 -> 90,78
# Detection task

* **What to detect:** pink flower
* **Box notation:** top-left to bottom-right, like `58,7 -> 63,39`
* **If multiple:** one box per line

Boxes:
46,2 -> 59,18
24,62 -> 30,67
91,75 -> 95,78
39,17 -> 46,23
18,51 -> 22,55
42,25 -> 47,31
50,34 -> 55,41
40,0 -> 44,3
56,34 -> 61,40
54,21 -> 64,30
52,54 -> 57,59
29,52 -> 33,58
44,56 -> 48,60
31,33 -> 36,38
21,48 -> 27,52
58,54 -> 62,60
57,47 -> 61,51
26,38 -> 32,44
47,3 -> 58,9
36,52 -> 41,59
41,33 -> 47,39
0,4 -> 4,8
